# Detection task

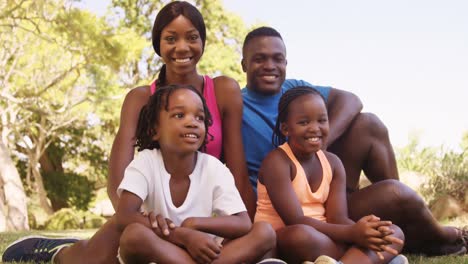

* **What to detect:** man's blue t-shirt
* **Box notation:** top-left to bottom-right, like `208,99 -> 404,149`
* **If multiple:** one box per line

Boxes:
241,79 -> 331,193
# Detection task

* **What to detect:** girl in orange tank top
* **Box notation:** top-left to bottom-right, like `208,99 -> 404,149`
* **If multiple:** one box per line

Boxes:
255,87 -> 406,264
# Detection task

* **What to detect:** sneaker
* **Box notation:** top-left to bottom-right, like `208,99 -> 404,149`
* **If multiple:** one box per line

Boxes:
388,254 -> 409,264
314,255 -> 343,264
256,258 -> 288,264
2,235 -> 78,262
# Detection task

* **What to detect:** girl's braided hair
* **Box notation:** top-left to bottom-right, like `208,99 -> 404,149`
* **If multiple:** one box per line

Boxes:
272,86 -> 325,147
135,84 -> 213,151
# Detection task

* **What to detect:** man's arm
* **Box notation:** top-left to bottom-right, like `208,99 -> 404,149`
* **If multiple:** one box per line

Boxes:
325,88 -> 363,147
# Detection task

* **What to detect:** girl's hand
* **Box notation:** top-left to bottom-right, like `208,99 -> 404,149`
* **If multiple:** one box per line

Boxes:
354,216 -> 404,259
146,211 -> 176,236
183,229 -> 222,264
352,215 -> 392,251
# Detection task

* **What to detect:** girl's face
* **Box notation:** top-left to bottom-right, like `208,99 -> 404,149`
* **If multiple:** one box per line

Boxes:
159,15 -> 203,75
281,93 -> 329,155
154,89 -> 206,154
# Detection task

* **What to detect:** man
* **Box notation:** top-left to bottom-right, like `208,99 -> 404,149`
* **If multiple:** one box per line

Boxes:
240,26 -> 466,255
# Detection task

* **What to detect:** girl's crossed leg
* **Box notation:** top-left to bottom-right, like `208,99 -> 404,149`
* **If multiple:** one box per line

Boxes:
276,224 -> 404,264
119,221 -> 276,264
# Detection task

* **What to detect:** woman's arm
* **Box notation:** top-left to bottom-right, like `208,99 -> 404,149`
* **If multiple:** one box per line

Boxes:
107,86 -> 150,209
181,212 -> 252,239
213,76 -> 256,220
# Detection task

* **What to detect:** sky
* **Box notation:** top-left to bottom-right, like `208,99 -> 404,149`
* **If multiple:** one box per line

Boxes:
78,0 -> 468,151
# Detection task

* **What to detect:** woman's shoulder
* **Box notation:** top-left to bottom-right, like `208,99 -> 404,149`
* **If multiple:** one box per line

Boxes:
120,85 -> 151,112
211,75 -> 242,112
125,85 -> 151,100
212,75 -> 241,93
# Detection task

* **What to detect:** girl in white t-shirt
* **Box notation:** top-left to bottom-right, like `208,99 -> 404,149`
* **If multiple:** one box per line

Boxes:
114,84 -> 277,263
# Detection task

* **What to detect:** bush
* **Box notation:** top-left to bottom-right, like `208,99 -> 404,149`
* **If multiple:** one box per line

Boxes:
44,208 -> 106,230
43,171 -> 95,211
44,208 -> 81,230
397,133 -> 468,206
421,150 -> 468,205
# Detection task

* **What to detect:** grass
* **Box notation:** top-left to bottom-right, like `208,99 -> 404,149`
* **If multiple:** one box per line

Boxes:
1,229 -> 467,263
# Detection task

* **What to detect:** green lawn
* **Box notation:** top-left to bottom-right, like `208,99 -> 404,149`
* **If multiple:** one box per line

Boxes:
1,229 -> 467,263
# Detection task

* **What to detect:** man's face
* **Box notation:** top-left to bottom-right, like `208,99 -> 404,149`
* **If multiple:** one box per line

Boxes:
242,36 -> 287,95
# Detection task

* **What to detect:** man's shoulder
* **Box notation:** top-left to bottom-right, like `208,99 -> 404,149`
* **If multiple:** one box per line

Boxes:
282,79 -> 332,100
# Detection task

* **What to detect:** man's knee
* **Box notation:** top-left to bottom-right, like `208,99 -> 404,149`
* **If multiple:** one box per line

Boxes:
354,113 -> 389,139
379,179 -> 426,212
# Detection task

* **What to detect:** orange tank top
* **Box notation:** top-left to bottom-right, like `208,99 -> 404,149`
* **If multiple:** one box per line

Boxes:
254,143 -> 333,230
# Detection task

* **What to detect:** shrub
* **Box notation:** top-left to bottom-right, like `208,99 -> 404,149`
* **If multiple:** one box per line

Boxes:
44,208 -> 81,230
396,132 -> 468,206
42,171 -> 95,211
44,208 -> 106,230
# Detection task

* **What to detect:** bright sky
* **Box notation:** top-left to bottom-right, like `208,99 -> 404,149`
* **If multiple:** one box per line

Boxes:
79,0 -> 468,150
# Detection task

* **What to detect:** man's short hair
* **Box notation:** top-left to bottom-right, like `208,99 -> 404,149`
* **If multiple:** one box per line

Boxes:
242,26 -> 283,55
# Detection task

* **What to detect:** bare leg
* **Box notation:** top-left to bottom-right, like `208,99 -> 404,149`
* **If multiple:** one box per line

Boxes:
119,221 -> 275,264
119,223 -> 196,264
276,224 -> 346,264
347,180 -> 461,254
277,223 -> 404,264
213,222 -> 276,264
328,113 -> 398,190
340,224 -> 404,264
55,216 -> 121,264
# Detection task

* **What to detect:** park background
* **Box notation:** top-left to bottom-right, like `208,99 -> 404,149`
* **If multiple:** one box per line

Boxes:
0,0 -> 467,262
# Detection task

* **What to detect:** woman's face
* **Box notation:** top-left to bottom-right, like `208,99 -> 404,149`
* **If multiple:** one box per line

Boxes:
159,15 -> 203,75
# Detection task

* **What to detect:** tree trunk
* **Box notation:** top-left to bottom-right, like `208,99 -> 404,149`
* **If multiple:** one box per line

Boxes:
0,141 -> 29,231
30,159 -> 54,215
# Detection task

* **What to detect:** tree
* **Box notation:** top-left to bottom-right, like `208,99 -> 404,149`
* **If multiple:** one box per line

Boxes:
0,141 -> 29,231
0,0 -> 140,217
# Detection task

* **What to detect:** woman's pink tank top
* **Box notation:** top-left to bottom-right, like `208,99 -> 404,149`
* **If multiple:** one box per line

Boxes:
150,76 -> 222,159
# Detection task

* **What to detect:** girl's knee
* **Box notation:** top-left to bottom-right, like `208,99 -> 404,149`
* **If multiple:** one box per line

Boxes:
251,222 -> 276,249
390,224 -> 405,241
278,225 -> 326,249
389,224 -> 405,253
120,223 -> 149,252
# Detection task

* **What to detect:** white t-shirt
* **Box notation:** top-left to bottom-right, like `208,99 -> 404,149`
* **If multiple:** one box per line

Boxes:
117,149 -> 246,226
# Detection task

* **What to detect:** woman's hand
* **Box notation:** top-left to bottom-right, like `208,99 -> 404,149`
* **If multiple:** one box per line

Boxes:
146,211 -> 176,237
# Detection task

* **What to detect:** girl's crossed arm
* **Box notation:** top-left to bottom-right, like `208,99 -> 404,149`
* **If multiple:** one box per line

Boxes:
116,191 -> 196,247
181,212 -> 252,239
